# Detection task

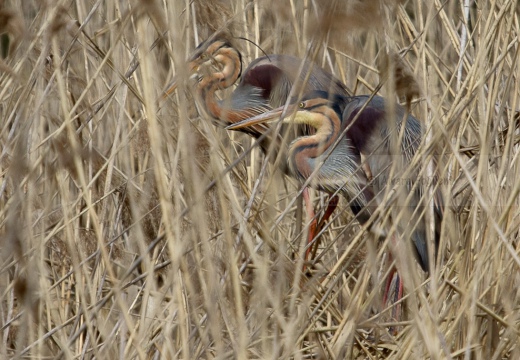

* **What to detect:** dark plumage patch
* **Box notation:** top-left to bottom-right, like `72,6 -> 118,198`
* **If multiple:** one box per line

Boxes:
345,105 -> 385,153
241,64 -> 284,100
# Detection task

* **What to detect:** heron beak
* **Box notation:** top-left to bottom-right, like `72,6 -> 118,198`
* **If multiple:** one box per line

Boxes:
226,104 -> 297,131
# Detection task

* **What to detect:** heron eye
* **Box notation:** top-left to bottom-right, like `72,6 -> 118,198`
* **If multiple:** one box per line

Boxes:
298,102 -> 305,108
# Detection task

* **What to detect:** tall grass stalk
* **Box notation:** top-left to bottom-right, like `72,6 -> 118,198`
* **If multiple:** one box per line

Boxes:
0,0 -> 519,358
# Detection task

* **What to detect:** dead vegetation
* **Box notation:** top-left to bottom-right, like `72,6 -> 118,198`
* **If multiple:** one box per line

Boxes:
0,0 -> 519,358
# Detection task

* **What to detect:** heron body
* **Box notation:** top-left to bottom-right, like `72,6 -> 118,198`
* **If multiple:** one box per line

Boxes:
164,36 -> 360,255
227,93 -> 378,238
341,95 -> 442,272
281,96 -> 376,226
164,35 -> 350,157
228,91 -> 443,272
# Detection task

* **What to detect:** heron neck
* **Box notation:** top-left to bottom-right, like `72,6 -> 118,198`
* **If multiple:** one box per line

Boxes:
201,85 -> 267,124
198,50 -> 242,122
289,108 -> 340,180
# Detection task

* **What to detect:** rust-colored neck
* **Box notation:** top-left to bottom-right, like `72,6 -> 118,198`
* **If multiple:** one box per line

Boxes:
198,47 -> 242,123
290,106 -> 341,180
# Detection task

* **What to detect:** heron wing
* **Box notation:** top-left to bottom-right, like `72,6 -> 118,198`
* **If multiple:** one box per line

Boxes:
240,54 -> 350,107
343,96 -> 443,272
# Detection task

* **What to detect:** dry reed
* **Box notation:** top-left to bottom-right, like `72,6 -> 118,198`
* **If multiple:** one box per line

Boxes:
1,0 -> 519,359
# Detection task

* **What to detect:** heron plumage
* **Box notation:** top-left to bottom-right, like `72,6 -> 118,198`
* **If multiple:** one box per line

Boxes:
228,90 -> 443,272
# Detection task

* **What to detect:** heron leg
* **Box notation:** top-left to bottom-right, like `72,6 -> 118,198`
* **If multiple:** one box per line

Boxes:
382,261 -> 396,306
308,195 -> 339,261
382,239 -> 404,329
320,195 -> 340,226
302,190 -> 339,265
302,188 -> 318,263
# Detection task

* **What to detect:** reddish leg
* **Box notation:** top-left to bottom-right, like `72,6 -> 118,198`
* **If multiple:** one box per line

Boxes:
382,238 -> 404,326
308,195 -> 339,261
383,257 -> 397,305
302,188 -> 318,263
383,266 -> 403,321
302,188 -> 339,263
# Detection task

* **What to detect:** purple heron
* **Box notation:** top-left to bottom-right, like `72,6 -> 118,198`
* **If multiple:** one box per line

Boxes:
227,90 -> 443,306
164,35 -> 354,258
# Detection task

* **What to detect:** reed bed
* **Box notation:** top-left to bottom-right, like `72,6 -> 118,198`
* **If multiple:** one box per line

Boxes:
1,0 -> 519,358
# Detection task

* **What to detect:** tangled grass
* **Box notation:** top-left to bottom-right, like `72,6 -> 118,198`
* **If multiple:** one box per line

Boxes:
1,0 -> 519,358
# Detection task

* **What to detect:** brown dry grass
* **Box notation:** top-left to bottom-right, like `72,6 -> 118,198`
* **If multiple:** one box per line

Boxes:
1,0 -> 519,358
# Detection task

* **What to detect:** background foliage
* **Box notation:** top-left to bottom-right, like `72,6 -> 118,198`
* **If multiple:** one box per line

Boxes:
1,0 -> 519,358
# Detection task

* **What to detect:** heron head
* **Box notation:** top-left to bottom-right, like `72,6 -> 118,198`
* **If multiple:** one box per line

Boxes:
162,34 -> 242,97
189,36 -> 242,77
